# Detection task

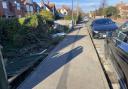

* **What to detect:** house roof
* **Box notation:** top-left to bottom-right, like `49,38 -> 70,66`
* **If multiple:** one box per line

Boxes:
48,3 -> 55,8
33,2 -> 39,6
61,5 -> 70,11
121,6 -> 128,10
117,3 -> 128,10
39,2 -> 55,9
44,3 -> 55,10
57,8 -> 61,12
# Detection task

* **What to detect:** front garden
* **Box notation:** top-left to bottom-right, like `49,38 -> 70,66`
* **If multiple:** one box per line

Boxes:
0,13 -> 69,88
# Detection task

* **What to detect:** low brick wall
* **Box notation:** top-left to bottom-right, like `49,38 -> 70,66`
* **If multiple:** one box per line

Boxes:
54,20 -> 72,30
54,20 -> 72,26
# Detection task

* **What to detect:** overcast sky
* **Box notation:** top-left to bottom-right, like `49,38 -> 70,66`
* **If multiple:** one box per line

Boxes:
33,0 -> 128,12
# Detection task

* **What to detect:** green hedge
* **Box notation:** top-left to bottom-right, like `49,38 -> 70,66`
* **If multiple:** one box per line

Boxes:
0,15 -> 50,49
40,10 -> 55,22
0,18 -> 21,45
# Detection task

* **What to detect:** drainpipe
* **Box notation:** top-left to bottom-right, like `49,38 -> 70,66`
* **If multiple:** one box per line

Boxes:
0,45 -> 8,89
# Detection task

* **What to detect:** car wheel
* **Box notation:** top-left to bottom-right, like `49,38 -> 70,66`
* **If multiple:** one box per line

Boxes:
92,32 -> 97,39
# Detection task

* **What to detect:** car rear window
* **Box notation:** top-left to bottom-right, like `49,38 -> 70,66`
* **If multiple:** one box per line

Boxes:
94,19 -> 113,25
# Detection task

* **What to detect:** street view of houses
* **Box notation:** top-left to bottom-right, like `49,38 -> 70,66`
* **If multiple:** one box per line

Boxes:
0,0 -> 128,89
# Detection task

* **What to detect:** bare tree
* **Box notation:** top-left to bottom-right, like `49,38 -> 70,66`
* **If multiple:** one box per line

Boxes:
100,0 -> 107,8
99,0 -> 107,15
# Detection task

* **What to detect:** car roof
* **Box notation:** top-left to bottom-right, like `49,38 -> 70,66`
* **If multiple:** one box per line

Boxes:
93,18 -> 112,22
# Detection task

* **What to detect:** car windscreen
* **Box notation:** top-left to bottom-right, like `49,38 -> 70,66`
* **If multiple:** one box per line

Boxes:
94,19 -> 113,25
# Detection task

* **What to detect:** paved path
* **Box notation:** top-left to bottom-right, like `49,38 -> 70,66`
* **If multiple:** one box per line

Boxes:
17,24 -> 110,89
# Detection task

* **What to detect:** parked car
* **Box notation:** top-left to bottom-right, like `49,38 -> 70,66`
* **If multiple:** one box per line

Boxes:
105,21 -> 128,88
83,17 -> 89,22
91,18 -> 118,38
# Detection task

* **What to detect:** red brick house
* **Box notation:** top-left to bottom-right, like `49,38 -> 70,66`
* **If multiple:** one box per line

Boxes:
0,1 -> 4,16
0,0 -> 25,18
40,1 -> 58,16
116,1 -> 128,18
0,0 -> 40,18
12,0 -> 26,17
33,2 -> 40,13
0,0 -> 13,17
21,0 -> 40,15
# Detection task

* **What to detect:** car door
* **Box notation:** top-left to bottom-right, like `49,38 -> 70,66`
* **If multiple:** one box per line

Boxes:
109,28 -> 128,87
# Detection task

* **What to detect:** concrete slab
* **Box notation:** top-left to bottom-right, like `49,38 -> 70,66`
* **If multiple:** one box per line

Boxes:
17,25 -> 110,89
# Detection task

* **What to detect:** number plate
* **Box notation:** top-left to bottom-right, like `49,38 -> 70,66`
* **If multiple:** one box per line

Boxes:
103,35 -> 106,37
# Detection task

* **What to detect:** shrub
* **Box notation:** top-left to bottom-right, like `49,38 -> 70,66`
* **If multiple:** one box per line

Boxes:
0,14 -> 50,48
40,10 -> 55,21
18,17 -> 25,25
13,15 -> 49,47
0,18 -> 21,44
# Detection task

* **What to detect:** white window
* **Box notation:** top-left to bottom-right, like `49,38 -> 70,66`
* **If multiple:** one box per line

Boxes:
26,5 -> 29,12
26,0 -> 33,4
2,1 -> 7,9
30,6 -> 33,12
17,3 -> 20,10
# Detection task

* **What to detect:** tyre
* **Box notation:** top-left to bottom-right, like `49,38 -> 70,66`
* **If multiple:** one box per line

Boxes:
92,32 -> 97,39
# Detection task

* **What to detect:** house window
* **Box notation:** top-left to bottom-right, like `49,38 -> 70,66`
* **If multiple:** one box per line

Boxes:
16,3 -> 20,10
2,1 -> 7,9
30,6 -> 33,12
26,5 -> 29,12
37,7 -> 40,13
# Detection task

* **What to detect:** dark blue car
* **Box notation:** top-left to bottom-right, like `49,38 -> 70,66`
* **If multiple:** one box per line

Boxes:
91,18 -> 118,38
105,21 -> 128,88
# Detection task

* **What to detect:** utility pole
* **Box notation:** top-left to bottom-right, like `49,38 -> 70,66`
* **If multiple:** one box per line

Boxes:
77,0 -> 79,18
76,0 -> 79,24
0,45 -> 8,89
101,0 -> 107,9
72,0 -> 74,29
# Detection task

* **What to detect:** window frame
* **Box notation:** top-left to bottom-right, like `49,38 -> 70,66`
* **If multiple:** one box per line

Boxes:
2,1 -> 7,9
112,30 -> 128,43
16,3 -> 20,10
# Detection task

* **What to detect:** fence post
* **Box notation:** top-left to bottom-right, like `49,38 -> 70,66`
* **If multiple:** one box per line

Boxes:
0,45 -> 9,89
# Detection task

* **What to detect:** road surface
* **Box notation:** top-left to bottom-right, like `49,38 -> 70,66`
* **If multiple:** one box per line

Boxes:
17,23 -> 110,89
